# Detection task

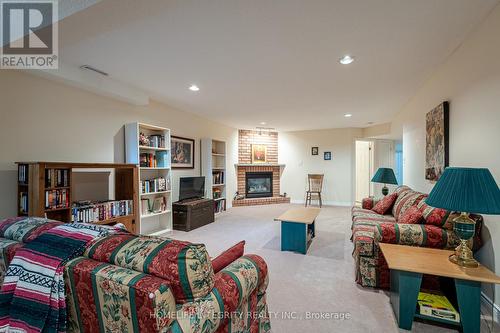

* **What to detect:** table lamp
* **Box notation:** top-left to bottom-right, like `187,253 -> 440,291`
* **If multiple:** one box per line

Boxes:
371,168 -> 398,196
426,167 -> 500,268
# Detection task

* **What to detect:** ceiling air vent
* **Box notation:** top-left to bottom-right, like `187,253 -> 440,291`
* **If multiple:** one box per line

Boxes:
80,65 -> 109,76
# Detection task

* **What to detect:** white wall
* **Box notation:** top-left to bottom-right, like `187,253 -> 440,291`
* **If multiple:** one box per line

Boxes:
278,128 -> 362,206
391,4 -> 500,307
0,70 -> 238,218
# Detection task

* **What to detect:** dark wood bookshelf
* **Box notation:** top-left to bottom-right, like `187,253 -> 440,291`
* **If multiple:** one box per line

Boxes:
15,162 -> 139,233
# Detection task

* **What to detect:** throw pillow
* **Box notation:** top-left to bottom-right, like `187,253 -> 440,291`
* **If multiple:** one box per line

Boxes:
417,201 -> 450,227
212,240 -> 245,273
371,192 -> 398,215
399,205 -> 423,224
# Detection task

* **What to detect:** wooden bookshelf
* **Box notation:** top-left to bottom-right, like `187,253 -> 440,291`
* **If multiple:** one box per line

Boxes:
15,162 -> 139,233
201,138 -> 227,215
125,122 -> 173,235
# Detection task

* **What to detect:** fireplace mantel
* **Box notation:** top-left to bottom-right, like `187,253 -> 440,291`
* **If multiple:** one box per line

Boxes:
235,163 -> 285,167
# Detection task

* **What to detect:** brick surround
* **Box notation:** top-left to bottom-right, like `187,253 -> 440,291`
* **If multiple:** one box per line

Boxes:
238,129 -> 278,164
237,165 -> 281,197
234,130 -> 290,206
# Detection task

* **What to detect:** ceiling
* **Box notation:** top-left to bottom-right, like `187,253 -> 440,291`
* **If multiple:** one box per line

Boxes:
58,0 -> 499,131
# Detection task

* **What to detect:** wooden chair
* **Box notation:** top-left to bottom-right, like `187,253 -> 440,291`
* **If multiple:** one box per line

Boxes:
305,174 -> 324,207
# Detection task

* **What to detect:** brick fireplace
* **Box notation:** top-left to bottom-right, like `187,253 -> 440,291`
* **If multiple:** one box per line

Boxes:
233,130 -> 290,206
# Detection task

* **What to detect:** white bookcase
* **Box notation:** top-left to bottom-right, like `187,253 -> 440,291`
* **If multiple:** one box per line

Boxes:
125,122 -> 172,235
201,138 -> 226,214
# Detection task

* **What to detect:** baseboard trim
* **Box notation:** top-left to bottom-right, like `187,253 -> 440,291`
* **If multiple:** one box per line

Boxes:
290,199 -> 351,207
481,292 -> 500,324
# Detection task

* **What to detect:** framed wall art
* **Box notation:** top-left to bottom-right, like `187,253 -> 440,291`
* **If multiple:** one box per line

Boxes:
425,101 -> 449,181
251,144 -> 267,164
171,136 -> 195,169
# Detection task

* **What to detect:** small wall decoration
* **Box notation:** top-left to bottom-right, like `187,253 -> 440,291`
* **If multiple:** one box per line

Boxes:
251,144 -> 267,164
311,147 -> 319,155
324,152 -> 332,160
425,101 -> 449,181
171,136 -> 195,169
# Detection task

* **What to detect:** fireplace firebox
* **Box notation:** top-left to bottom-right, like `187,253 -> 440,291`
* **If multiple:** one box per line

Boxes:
245,172 -> 273,198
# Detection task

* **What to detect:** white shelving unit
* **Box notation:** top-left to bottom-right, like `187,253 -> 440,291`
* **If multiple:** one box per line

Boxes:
201,138 -> 226,215
125,122 -> 172,235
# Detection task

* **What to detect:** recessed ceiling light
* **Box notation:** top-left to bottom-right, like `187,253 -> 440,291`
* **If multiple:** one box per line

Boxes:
339,55 -> 355,65
260,122 -> 267,125
189,84 -> 200,91
344,113 -> 353,118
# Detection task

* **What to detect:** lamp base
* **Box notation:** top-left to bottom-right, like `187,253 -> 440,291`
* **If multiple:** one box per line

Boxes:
381,185 -> 389,196
450,213 -> 479,268
449,253 -> 479,268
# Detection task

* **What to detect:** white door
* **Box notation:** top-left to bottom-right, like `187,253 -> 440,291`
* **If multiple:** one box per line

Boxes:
355,141 -> 374,203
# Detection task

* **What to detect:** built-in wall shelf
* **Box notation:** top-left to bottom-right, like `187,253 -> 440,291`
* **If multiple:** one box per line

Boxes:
140,190 -> 171,196
201,138 -> 227,214
141,210 -> 171,219
125,122 -> 172,235
138,146 -> 169,151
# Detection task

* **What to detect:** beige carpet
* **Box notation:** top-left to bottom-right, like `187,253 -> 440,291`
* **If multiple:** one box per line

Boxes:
164,204 -> 496,333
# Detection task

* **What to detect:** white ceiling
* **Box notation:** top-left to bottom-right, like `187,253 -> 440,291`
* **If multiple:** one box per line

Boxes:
58,0 -> 499,131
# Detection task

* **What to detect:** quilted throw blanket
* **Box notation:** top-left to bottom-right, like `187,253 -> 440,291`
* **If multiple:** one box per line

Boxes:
0,223 -> 121,333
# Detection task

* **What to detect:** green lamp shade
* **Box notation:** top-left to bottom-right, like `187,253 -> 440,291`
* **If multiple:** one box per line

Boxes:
371,168 -> 398,185
426,167 -> 500,214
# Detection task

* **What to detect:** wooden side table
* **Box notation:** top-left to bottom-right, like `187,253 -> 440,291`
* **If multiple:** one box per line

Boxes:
274,207 -> 320,254
380,243 -> 500,333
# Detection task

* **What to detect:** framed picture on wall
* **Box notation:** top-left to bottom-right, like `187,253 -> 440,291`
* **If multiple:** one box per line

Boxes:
425,101 -> 449,181
251,144 -> 267,163
171,136 -> 195,169
324,152 -> 332,160
311,147 -> 319,155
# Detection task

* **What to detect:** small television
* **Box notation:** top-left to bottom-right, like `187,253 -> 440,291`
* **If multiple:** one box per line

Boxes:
179,176 -> 205,201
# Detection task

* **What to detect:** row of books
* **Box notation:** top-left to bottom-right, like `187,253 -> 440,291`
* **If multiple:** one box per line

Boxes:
45,169 -> 70,188
18,164 -> 29,184
140,133 -> 166,148
214,198 -> 226,213
140,177 -> 169,194
212,171 -> 224,185
19,192 -> 28,214
139,151 -> 170,168
140,197 -> 167,216
45,189 -> 70,209
71,200 -> 133,223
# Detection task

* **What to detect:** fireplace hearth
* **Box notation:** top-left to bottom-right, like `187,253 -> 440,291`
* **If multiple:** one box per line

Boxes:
245,172 -> 273,198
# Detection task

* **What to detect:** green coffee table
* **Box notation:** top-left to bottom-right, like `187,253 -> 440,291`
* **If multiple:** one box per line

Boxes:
380,243 -> 500,333
274,207 -> 320,254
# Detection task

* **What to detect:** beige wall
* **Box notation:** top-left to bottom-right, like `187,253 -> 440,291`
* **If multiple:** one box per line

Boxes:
391,4 -> 500,304
278,128 -> 362,205
0,70 -> 238,218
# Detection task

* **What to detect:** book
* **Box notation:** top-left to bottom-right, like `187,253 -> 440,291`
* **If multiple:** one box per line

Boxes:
417,292 -> 460,323
156,150 -> 170,168
45,189 -> 70,209
19,192 -> 28,214
44,169 -> 70,188
140,153 -> 158,168
140,177 -> 169,194
18,164 -> 29,184
71,200 -> 133,223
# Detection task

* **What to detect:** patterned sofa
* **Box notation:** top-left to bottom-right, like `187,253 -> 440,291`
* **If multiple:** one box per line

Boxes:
351,186 -> 483,289
0,217 -> 271,333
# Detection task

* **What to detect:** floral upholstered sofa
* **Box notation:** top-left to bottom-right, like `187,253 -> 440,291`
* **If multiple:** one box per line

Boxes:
0,217 -> 271,333
351,186 -> 483,289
